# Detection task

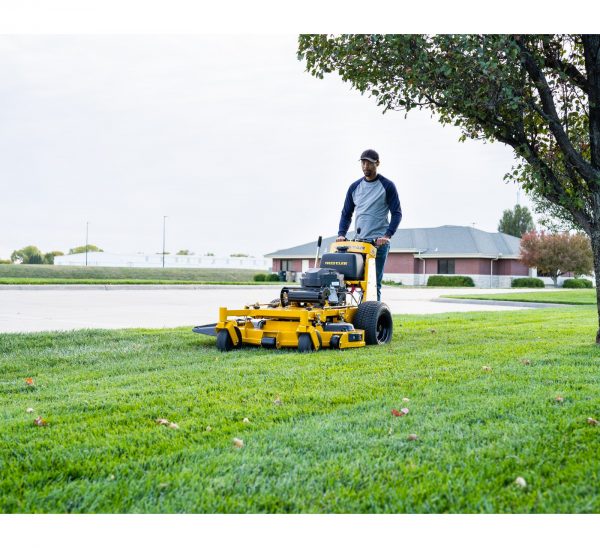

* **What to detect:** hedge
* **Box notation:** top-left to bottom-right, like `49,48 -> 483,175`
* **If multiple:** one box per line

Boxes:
512,277 -> 545,288
562,278 -> 593,288
426,275 -> 474,287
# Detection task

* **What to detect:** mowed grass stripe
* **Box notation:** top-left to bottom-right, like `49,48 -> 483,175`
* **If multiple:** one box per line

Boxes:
444,289 -> 597,305
1,308 -> 599,512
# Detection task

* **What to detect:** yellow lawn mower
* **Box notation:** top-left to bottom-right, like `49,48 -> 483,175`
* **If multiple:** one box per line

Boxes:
193,236 -> 393,352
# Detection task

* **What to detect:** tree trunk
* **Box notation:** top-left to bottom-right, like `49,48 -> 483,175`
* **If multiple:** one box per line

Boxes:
590,225 -> 600,344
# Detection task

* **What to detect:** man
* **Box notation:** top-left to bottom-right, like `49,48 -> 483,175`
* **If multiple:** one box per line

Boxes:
337,149 -> 402,301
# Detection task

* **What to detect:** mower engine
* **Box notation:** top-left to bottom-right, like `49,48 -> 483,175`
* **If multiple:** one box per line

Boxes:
280,267 -> 345,307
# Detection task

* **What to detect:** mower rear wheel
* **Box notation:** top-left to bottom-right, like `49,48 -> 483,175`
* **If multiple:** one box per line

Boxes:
216,327 -> 242,352
297,333 -> 314,353
353,301 -> 393,345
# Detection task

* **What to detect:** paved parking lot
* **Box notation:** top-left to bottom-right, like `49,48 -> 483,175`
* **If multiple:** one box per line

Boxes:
0,285 -> 550,333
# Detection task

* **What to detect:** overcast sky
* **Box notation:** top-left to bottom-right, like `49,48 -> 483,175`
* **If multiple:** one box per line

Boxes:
0,34 -> 533,259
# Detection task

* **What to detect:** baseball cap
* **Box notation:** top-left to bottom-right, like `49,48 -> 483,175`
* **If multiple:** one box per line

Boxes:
359,149 -> 379,163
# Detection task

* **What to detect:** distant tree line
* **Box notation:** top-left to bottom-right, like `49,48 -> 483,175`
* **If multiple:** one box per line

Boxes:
5,244 -> 103,264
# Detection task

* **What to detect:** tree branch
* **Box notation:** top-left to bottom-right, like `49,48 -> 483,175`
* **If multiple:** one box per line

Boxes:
542,41 -> 589,94
515,37 -> 599,184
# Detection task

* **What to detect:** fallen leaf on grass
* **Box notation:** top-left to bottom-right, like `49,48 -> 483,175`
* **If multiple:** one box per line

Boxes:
33,416 -> 48,427
515,477 -> 527,488
392,408 -> 409,417
402,398 -> 410,403
482,366 -> 492,371
243,417 -> 250,423
554,396 -> 564,403
25,377 -> 35,387
206,426 -> 212,432
587,417 -> 599,426
273,397 -> 282,406
521,359 -> 531,365
26,408 -> 34,413
401,408 -> 410,415
156,418 -> 179,429
429,329 -> 437,334
233,437 -> 244,448
407,434 -> 418,441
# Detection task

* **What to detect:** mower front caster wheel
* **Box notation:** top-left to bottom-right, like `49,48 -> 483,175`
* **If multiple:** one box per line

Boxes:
298,332 -> 322,353
297,333 -> 314,353
216,328 -> 242,352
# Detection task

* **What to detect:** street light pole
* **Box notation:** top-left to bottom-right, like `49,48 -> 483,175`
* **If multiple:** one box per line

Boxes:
85,221 -> 89,266
162,216 -> 167,268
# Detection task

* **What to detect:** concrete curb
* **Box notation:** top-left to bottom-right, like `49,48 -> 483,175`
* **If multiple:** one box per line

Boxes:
433,298 -> 568,308
0,284 -> 289,291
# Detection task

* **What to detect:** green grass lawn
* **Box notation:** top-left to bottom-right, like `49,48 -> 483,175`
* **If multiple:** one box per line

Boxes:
0,264 -> 267,283
1,307 -> 599,513
0,278 -> 282,286
445,289 -> 597,306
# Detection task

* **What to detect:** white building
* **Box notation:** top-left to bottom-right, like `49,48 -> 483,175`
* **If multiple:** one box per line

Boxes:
55,252 -> 271,270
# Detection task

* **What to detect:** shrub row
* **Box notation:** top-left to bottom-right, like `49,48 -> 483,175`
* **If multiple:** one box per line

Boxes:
511,277 -> 545,288
253,273 -> 280,282
426,275 -> 474,287
562,278 -> 593,288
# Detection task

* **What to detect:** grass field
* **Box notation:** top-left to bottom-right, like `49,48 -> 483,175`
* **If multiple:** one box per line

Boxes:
0,264 -> 267,283
1,307 -> 599,513
0,278 -> 281,286
445,289 -> 597,306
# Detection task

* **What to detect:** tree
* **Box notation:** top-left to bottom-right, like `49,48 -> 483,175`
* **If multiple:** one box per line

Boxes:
43,251 -> 64,265
520,231 -> 593,286
176,250 -> 192,255
11,245 -> 44,264
69,245 -> 103,254
498,204 -> 536,237
298,34 -> 600,342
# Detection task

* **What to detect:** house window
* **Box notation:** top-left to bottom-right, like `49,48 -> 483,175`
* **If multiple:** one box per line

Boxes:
281,259 -> 292,271
438,259 -> 455,274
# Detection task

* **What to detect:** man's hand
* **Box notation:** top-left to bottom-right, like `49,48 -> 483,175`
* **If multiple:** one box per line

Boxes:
375,237 -> 390,247
336,236 -> 347,242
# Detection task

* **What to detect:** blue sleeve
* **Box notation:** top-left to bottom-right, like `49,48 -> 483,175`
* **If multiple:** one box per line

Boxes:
338,180 -> 360,237
381,177 -> 402,238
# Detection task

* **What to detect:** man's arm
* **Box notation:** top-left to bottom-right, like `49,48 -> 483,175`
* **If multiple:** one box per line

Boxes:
381,178 -> 402,239
338,182 -> 359,239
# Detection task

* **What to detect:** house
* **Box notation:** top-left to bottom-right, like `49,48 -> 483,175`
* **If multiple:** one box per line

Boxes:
265,225 -> 534,288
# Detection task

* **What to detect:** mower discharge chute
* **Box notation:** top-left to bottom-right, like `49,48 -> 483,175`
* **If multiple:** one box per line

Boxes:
193,238 -> 393,352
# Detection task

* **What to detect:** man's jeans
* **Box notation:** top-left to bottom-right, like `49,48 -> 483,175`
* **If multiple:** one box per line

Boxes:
375,242 -> 390,301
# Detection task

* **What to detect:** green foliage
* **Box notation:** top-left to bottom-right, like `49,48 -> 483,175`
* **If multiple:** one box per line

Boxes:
498,205 -> 536,237
10,245 -> 44,264
176,250 -> 192,255
230,253 -> 249,257
427,275 -> 474,287
1,308 -> 600,512
253,273 -> 266,282
512,277 -> 545,288
43,251 -> 64,265
0,259 -> 11,265
267,273 -> 280,281
69,244 -> 103,254
563,278 -> 593,288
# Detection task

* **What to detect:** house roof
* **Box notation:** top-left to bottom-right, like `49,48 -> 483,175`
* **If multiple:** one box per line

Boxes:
265,225 -> 522,259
